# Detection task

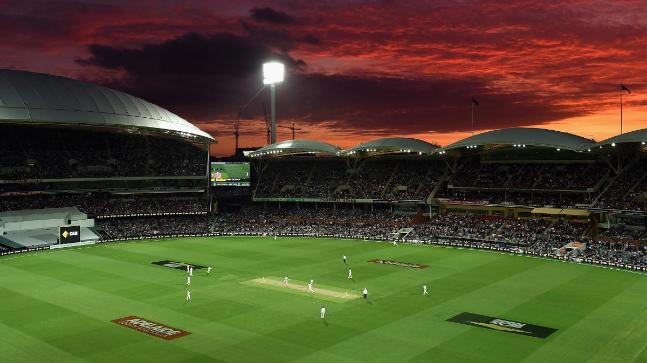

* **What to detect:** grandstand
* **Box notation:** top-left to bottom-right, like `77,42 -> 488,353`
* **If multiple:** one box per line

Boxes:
0,69 -> 214,251
0,69 -> 645,268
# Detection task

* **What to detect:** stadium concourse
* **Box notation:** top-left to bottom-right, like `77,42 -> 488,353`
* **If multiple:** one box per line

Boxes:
0,69 -> 646,272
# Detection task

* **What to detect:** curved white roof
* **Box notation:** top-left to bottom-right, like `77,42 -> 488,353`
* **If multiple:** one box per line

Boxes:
442,128 -> 594,152
249,139 -> 341,157
594,128 -> 647,147
0,69 -> 214,142
344,137 -> 438,155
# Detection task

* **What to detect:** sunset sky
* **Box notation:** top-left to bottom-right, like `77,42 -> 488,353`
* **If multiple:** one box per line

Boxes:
1,0 -> 646,155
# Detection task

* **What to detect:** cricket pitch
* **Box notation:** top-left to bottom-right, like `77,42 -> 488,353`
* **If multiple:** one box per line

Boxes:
244,276 -> 361,302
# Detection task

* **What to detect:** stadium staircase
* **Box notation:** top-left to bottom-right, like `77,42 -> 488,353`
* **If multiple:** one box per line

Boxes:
426,168 -> 450,203
382,164 -> 399,199
591,158 -> 645,207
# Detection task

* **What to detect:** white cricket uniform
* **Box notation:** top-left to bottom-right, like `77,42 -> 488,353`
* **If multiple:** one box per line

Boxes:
423,285 -> 428,295
308,282 -> 314,293
320,307 -> 326,319
283,276 -> 289,285
348,269 -> 352,279
343,255 -> 347,264
189,267 -> 193,277
207,266 -> 212,274
363,288 -> 368,299
186,290 -> 191,301
274,236 -> 277,240
187,276 -> 191,286
186,265 -> 190,273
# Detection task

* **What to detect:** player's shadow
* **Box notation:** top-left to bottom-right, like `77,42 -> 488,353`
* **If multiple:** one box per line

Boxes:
322,319 -> 329,327
365,299 -> 373,305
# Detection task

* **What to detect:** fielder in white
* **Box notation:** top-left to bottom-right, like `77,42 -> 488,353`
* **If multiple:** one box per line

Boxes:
186,290 -> 191,301
363,287 -> 368,300
308,280 -> 314,293
207,266 -> 212,275
320,305 -> 326,319
186,275 -> 191,286
423,284 -> 428,295
186,265 -> 190,274
283,276 -> 289,285
347,268 -> 352,279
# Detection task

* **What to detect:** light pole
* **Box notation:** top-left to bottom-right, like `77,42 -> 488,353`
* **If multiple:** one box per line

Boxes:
263,62 -> 285,144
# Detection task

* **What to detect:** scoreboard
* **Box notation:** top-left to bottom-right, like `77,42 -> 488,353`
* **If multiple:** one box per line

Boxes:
210,162 -> 250,187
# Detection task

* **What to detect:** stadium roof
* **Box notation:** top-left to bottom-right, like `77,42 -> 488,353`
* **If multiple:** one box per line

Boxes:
441,127 -> 594,152
249,139 -> 341,158
0,69 -> 214,142
343,137 -> 438,156
593,128 -> 647,147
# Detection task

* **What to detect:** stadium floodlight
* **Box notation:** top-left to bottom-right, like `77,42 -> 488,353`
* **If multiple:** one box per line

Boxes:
263,62 -> 285,85
263,61 -> 285,144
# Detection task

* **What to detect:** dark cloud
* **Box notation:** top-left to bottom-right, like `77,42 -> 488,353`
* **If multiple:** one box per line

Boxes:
78,31 -> 584,135
250,7 -> 298,25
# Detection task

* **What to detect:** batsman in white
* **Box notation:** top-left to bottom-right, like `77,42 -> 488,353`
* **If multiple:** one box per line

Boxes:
308,280 -> 314,293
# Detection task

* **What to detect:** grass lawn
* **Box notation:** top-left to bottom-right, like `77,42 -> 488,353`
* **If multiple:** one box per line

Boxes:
0,236 -> 645,362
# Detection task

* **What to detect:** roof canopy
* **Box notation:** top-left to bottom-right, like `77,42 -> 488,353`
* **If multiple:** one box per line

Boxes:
442,128 -> 594,152
593,128 -> 647,148
343,137 -> 438,156
0,69 -> 214,142
249,139 -> 341,158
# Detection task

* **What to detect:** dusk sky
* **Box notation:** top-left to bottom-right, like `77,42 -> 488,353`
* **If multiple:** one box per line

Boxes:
2,0 -> 646,155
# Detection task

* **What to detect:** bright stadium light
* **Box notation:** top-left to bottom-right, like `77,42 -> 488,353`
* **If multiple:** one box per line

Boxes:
263,62 -> 285,144
263,62 -> 285,85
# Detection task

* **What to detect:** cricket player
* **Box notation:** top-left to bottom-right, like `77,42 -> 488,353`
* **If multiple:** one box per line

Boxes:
186,265 -> 190,274
308,280 -> 314,293
363,287 -> 368,300
423,284 -> 428,295
320,305 -> 326,319
189,266 -> 193,277
347,268 -> 353,279
393,240 -> 398,247
186,290 -> 191,301
187,275 -> 191,286
283,276 -> 289,285
207,266 -> 212,275
343,255 -> 347,264
274,235 -> 277,240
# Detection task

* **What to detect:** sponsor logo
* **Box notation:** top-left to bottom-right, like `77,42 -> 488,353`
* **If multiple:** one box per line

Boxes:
112,316 -> 191,340
152,260 -> 206,271
368,259 -> 428,269
59,226 -> 81,244
447,312 -> 557,338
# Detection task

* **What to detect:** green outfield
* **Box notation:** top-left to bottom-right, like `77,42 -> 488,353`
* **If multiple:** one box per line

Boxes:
0,236 -> 645,363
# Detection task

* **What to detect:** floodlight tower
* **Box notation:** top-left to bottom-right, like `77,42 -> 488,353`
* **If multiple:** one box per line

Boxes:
263,62 -> 284,144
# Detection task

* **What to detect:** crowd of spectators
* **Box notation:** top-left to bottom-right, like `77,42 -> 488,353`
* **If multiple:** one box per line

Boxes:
0,193 -> 208,217
451,162 -> 607,191
90,206 -> 645,269
0,125 -> 206,180
99,216 -> 212,239
254,158 -> 445,201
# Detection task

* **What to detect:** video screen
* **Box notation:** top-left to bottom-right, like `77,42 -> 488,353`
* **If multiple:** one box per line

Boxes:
210,162 -> 250,187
